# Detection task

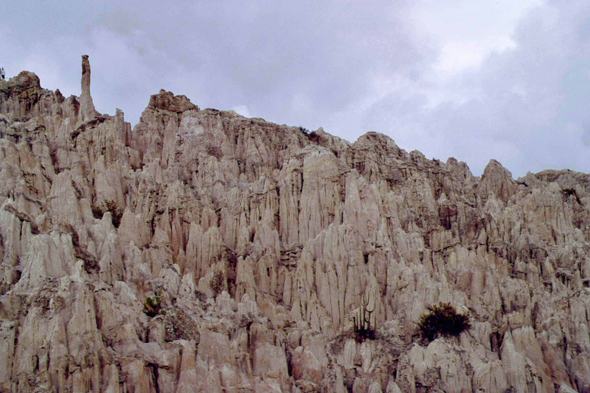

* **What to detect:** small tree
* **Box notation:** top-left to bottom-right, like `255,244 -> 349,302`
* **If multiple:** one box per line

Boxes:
418,302 -> 471,342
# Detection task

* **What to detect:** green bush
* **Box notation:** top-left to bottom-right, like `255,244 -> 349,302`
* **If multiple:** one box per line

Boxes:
418,302 -> 471,342
144,295 -> 162,317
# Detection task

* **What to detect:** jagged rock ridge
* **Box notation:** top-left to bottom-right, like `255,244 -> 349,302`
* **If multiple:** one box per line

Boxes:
0,56 -> 589,392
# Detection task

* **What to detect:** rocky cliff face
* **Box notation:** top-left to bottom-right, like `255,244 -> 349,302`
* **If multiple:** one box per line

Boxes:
0,56 -> 589,392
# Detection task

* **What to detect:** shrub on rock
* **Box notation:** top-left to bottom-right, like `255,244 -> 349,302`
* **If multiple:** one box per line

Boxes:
418,302 -> 471,342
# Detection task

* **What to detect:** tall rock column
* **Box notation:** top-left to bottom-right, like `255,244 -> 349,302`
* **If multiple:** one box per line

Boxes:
80,55 -> 97,122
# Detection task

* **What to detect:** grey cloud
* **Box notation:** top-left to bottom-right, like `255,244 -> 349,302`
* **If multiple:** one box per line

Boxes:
6,0 -> 428,128
356,0 -> 590,176
4,0 -> 590,177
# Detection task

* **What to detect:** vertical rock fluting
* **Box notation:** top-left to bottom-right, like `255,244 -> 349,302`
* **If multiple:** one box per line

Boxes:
0,58 -> 589,392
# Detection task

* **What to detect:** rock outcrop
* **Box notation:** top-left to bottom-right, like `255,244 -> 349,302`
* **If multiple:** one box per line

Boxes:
0,56 -> 589,392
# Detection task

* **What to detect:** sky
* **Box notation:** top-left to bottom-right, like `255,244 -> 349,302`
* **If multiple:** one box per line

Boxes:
3,0 -> 590,177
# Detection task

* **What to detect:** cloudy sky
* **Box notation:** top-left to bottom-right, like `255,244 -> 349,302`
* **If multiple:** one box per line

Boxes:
3,0 -> 590,177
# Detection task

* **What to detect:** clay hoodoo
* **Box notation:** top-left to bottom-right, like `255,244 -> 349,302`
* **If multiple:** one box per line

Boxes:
79,54 -> 98,123
0,57 -> 589,392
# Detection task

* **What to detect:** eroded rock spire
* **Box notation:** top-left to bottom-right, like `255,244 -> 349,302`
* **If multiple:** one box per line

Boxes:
80,54 -> 97,122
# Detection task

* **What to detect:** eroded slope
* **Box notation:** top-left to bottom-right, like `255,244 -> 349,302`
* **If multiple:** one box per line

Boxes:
0,58 -> 589,392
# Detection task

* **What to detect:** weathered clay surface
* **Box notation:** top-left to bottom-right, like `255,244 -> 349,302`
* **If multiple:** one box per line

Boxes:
0,56 -> 589,392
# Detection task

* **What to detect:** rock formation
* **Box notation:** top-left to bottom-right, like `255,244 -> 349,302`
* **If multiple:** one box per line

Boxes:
80,55 -> 98,123
0,56 -> 589,392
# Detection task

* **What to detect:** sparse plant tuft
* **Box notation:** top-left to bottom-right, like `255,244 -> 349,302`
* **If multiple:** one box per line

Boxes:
144,295 -> 162,317
298,126 -> 310,135
353,293 -> 376,341
210,270 -> 225,298
418,302 -> 471,342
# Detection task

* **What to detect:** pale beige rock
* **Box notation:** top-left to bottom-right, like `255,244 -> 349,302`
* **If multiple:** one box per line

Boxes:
291,346 -> 323,384
80,55 -> 98,123
1,57 -> 589,392
0,321 -> 16,385
252,343 -> 289,380
176,341 -> 201,393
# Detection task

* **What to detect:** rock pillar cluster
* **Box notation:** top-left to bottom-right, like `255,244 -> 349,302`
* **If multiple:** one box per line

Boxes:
0,57 -> 589,392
